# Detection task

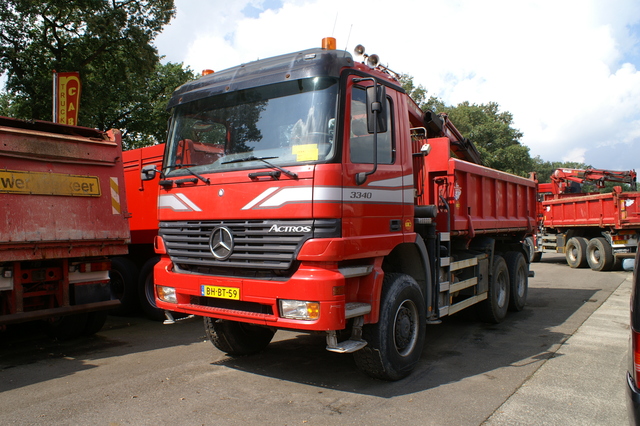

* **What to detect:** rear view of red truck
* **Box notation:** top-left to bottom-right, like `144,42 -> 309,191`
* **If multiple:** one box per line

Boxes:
531,168 -> 640,271
0,116 -> 129,337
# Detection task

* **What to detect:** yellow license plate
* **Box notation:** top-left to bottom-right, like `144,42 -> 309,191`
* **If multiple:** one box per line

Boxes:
201,285 -> 240,300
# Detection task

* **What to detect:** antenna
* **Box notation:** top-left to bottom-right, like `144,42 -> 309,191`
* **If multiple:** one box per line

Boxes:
344,24 -> 353,51
332,13 -> 338,36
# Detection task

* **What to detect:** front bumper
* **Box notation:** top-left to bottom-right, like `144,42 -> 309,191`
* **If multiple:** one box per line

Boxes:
153,257 -> 354,331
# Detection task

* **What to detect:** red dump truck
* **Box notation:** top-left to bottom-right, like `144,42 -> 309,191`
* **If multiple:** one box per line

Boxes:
148,38 -> 537,380
0,116 -> 129,338
530,168 -> 640,271
109,143 -> 165,320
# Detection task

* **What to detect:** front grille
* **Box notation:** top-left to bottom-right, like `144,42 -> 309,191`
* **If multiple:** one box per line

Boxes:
159,219 -> 340,275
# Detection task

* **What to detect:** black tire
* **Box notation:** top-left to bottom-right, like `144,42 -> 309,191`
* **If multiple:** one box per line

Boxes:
353,273 -> 426,381
532,252 -> 542,262
565,237 -> 588,268
477,255 -> 510,323
138,256 -> 166,321
586,237 -> 614,271
523,237 -> 535,263
48,313 -> 88,340
204,318 -> 275,356
83,311 -> 108,336
109,257 -> 140,315
505,251 -> 528,312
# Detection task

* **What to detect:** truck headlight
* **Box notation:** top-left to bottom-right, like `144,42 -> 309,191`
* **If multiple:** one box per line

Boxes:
157,286 -> 177,304
279,300 -> 320,320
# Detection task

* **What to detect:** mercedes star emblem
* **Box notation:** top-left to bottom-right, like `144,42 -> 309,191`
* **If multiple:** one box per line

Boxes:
209,226 -> 234,260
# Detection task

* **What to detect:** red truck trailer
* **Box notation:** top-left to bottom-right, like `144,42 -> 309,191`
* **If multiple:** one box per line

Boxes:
530,168 -> 640,271
0,116 -> 129,337
148,38 -> 537,380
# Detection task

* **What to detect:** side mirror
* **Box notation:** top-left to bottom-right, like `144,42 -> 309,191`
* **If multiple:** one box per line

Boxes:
366,85 -> 387,133
141,165 -> 158,181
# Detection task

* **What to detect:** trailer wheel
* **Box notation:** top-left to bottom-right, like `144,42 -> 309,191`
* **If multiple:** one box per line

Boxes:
353,273 -> 425,381
138,256 -> 165,321
47,314 -> 88,340
83,311 -> 108,336
204,318 -> 275,356
565,237 -> 588,268
477,255 -> 510,323
586,237 -> 614,271
109,257 -> 140,315
505,252 -> 528,312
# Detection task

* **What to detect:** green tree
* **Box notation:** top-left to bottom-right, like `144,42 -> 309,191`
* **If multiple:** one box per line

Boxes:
400,75 -> 532,176
0,0 -> 192,147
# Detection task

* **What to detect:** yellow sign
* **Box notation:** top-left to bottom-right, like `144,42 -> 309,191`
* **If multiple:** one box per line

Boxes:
292,144 -> 319,162
53,72 -> 81,125
0,170 -> 101,197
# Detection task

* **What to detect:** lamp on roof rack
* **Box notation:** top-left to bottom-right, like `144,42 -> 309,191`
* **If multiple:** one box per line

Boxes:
353,44 -> 380,68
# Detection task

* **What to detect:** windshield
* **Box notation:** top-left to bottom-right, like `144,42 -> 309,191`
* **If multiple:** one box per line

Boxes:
164,77 -> 338,177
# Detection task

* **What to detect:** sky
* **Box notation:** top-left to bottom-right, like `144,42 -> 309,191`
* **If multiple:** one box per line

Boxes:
154,0 -> 640,172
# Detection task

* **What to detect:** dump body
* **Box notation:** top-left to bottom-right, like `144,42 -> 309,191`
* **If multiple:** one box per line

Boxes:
0,116 -> 129,325
417,136 -> 536,236
542,191 -> 640,229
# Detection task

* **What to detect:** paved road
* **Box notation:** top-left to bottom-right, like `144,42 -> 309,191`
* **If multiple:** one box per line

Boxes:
0,254 -> 631,425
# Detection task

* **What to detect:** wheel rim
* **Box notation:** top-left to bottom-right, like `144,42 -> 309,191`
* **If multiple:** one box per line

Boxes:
496,270 -> 508,307
568,244 -> 578,262
393,299 -> 419,357
515,266 -> 526,298
110,270 -> 124,300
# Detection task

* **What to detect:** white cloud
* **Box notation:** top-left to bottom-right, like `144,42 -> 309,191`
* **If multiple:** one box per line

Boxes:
156,0 -> 640,171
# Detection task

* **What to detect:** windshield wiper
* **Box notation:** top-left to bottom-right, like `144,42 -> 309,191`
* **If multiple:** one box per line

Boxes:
222,156 -> 298,179
166,163 -> 210,184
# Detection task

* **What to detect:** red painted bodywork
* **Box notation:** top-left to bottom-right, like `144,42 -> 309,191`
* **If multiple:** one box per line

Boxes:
154,58 -> 536,332
0,117 -> 130,324
122,144 -> 164,245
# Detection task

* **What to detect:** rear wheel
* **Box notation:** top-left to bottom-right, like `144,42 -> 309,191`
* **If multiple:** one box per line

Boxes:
353,273 -> 425,381
586,237 -> 614,271
505,252 -> 528,312
82,311 -> 108,336
48,314 -> 88,340
204,318 -> 275,356
565,237 -> 588,268
477,255 -> 510,323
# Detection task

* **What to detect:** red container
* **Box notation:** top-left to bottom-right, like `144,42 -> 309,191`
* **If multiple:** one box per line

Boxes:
417,137 -> 537,236
542,190 -> 640,229
0,117 -> 130,262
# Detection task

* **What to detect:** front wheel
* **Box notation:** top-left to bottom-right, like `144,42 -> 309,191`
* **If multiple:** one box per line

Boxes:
204,318 -> 275,356
353,273 -> 426,381
477,255 -> 510,323
109,257 -> 140,315
138,256 -> 165,321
